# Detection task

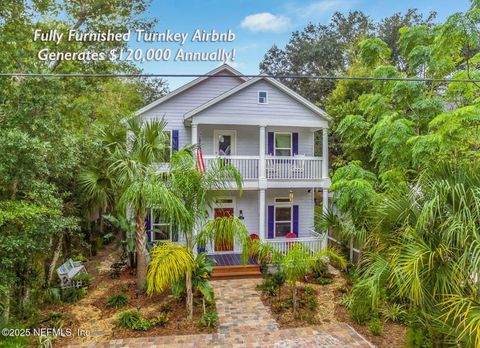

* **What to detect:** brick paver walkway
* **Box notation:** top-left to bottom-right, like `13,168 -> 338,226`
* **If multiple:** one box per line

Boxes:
67,278 -> 373,347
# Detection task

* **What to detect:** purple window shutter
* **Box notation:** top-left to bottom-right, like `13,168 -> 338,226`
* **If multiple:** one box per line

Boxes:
172,130 -> 179,151
268,205 -> 274,239
292,205 -> 299,237
292,133 -> 299,155
145,210 -> 151,242
267,132 -> 274,155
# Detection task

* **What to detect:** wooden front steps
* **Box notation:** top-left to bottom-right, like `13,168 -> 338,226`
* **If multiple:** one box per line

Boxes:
210,264 -> 262,280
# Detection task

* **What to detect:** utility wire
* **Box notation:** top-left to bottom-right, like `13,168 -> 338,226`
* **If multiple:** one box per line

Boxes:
0,73 -> 478,83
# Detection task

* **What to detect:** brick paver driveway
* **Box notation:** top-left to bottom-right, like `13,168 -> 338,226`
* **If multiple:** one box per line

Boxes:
68,278 -> 373,347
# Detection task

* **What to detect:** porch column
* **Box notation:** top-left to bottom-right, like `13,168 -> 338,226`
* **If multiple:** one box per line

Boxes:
191,123 -> 198,145
259,125 -> 266,179
259,189 -> 266,240
322,188 -> 329,249
191,123 -> 198,256
322,128 -> 329,179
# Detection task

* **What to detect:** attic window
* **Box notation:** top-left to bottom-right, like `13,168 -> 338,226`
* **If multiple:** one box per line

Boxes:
258,91 -> 268,104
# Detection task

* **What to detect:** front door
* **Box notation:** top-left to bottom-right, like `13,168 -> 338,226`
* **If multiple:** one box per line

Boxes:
214,130 -> 236,156
214,207 -> 234,252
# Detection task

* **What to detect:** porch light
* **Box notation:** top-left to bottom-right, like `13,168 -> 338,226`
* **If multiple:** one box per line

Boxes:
238,210 -> 244,220
289,190 -> 294,203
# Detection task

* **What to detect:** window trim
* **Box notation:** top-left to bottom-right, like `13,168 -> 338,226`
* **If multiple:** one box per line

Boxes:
165,130 -> 173,160
274,132 -> 292,157
258,91 -> 268,104
150,208 -> 173,242
213,129 -> 237,156
274,198 -> 293,238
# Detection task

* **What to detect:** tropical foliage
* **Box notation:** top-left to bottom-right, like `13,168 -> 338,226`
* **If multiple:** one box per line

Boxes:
146,148 -> 246,320
309,2 -> 480,345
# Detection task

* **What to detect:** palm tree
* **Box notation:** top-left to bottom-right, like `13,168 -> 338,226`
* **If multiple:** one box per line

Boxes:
103,213 -> 136,267
110,118 -> 190,290
338,163 -> 480,346
278,243 -> 347,317
147,148 -> 244,320
146,243 -> 194,294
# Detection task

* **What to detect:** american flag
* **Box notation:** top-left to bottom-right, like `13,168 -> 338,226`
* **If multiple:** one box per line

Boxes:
195,145 -> 205,172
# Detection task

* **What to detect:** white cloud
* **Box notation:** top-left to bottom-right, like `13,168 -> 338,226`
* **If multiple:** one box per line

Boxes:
302,0 -> 346,16
291,0 -> 352,20
240,12 -> 291,32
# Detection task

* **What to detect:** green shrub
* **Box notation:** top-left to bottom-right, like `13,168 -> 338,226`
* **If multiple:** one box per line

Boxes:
36,334 -> 56,348
368,318 -> 383,336
339,292 -> 354,309
280,299 -> 293,309
73,255 -> 88,262
257,277 -> 279,296
151,312 -> 169,327
118,310 -> 152,331
304,285 -> 315,296
106,293 -> 129,309
198,310 -> 218,328
160,303 -> 172,313
406,326 -> 432,348
271,272 -> 286,287
43,287 -> 61,303
380,302 -> 406,323
350,302 -> 372,325
73,273 -> 95,286
303,285 -> 318,310
61,287 -> 86,303
310,256 -> 328,277
103,232 -> 115,244
316,277 -> 333,285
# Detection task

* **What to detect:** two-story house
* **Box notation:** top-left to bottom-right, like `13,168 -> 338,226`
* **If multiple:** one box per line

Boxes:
136,64 -> 331,268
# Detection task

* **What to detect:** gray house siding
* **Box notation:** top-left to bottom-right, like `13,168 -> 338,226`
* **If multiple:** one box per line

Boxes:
141,70 -> 243,148
203,188 -> 314,251
198,125 -> 314,157
191,80 -> 326,126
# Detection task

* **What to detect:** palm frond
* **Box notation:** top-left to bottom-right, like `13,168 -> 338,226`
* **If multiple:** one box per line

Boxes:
146,243 -> 194,295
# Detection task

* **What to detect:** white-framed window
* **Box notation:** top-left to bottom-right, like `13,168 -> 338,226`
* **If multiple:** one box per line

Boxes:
275,132 -> 292,156
274,197 -> 292,238
150,209 -> 172,242
258,91 -> 268,104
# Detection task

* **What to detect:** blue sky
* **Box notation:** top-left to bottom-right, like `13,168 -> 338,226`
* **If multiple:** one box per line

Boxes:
132,0 -> 472,89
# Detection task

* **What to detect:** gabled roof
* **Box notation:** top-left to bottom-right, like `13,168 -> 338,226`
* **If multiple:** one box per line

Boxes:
135,64 -> 248,116
184,75 -> 332,121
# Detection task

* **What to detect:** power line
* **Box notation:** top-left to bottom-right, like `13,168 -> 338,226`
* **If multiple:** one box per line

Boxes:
0,72 -> 478,83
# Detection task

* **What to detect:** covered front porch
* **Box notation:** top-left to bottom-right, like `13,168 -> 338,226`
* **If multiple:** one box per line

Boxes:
201,188 -> 327,257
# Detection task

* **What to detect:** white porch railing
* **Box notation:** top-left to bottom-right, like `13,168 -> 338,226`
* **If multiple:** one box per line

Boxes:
266,156 -> 323,180
202,155 -> 324,181
265,230 -> 326,255
203,155 -> 259,180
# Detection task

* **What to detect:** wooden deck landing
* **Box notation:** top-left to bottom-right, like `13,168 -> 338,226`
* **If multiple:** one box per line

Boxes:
207,253 -> 262,280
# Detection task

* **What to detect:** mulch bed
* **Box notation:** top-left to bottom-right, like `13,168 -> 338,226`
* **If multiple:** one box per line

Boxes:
46,242 -> 216,346
258,269 -> 407,348
260,284 -> 321,327
333,288 -> 407,348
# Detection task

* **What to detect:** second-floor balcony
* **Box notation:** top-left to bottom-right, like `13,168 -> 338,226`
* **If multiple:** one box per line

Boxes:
203,155 -> 327,182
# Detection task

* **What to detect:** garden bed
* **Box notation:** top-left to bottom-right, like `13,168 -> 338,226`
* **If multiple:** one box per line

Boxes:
258,267 -> 406,348
40,244 -> 217,347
